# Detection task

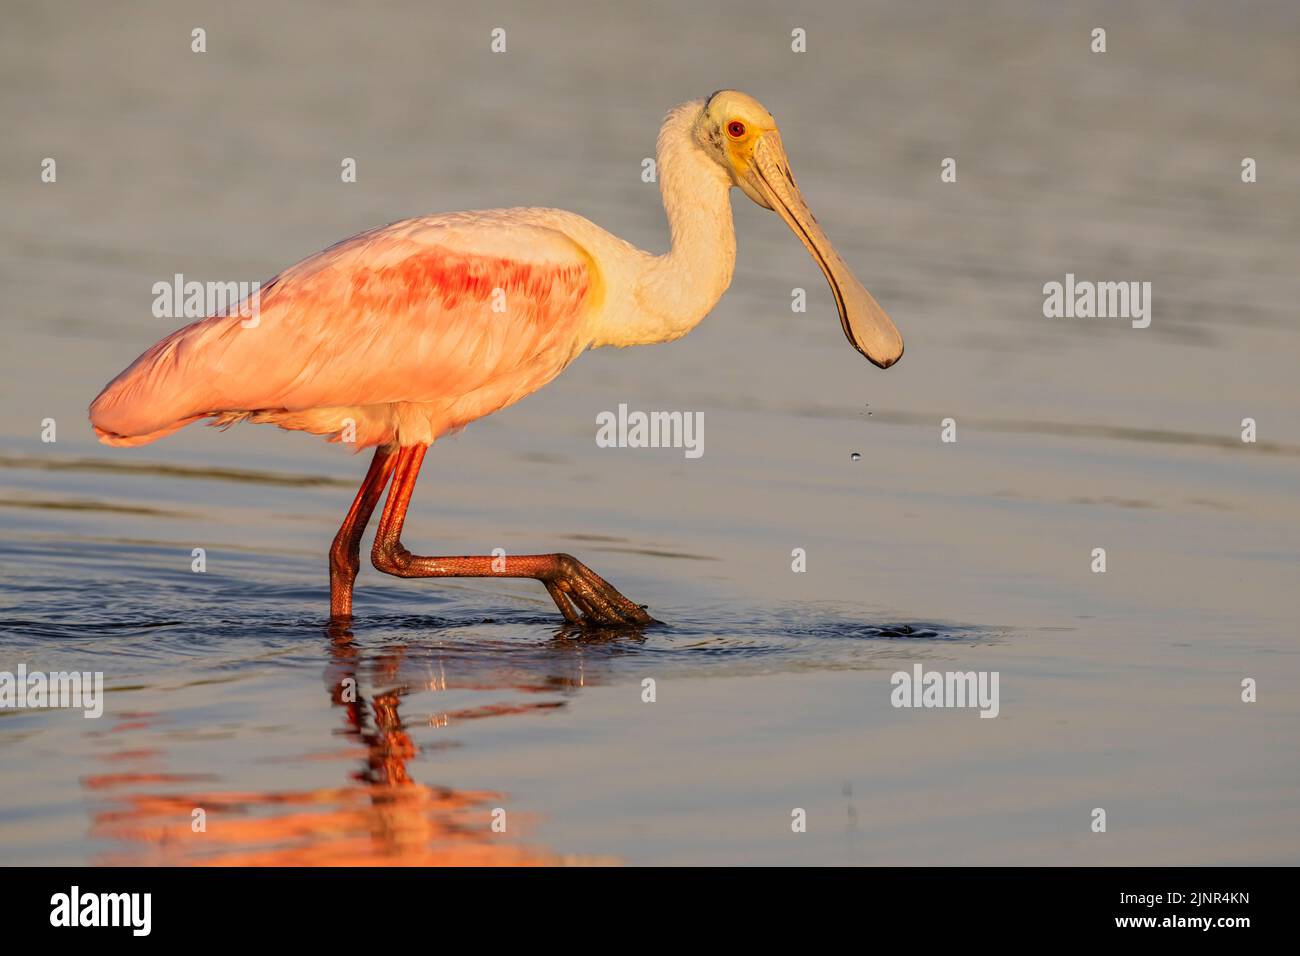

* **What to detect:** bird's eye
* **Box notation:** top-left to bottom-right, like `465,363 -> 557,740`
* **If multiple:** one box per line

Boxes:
726,120 -> 746,138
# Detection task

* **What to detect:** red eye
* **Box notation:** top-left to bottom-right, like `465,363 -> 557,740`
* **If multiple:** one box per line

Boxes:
727,120 -> 746,138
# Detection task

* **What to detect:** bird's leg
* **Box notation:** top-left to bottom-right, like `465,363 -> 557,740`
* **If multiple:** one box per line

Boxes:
329,444 -> 400,621
370,445 -> 654,627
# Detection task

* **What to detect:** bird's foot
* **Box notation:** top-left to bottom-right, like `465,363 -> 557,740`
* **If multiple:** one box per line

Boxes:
543,554 -> 657,628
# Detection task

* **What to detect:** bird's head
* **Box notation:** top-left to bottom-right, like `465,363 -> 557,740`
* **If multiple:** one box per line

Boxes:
693,90 -> 903,369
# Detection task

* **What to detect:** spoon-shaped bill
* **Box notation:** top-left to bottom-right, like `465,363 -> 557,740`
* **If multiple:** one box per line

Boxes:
742,132 -> 903,368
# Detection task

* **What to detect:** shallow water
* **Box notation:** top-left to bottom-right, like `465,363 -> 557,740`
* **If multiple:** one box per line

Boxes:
2,0 -> 1299,865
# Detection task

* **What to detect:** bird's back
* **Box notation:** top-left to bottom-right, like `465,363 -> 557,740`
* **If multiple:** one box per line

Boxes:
90,211 -> 604,449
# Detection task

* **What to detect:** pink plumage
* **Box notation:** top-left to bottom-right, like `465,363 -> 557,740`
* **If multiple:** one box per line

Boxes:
90,214 -> 596,449
86,92 -> 903,626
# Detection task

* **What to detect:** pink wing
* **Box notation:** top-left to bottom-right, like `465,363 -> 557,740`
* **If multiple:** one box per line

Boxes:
90,215 -> 598,448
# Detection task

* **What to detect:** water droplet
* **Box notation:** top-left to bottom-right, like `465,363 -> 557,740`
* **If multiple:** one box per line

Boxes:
850,452 -> 861,462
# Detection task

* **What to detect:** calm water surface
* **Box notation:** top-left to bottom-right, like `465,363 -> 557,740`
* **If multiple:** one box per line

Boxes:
2,1 -> 1298,864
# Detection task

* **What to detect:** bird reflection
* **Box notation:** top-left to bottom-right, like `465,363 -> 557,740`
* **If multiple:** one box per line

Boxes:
83,617 -> 647,865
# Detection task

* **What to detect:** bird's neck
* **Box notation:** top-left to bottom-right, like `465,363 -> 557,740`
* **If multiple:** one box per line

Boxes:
602,102 -> 737,348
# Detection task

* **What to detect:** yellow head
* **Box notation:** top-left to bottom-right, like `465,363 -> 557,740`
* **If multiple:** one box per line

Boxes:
693,90 -> 904,369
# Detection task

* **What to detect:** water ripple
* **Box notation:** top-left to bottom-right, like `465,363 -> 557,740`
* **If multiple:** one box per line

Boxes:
0,537 -> 1003,683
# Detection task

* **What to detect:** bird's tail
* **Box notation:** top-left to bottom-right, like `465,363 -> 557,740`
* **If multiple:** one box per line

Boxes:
88,318 -> 234,446
90,415 -> 205,447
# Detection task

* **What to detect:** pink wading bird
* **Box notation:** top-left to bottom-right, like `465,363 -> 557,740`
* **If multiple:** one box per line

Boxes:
90,91 -> 904,627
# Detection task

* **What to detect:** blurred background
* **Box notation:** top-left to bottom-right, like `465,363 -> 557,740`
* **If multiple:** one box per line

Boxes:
1,0 -> 1297,866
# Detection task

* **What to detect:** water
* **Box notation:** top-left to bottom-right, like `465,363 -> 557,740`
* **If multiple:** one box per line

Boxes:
2,0 -> 1299,865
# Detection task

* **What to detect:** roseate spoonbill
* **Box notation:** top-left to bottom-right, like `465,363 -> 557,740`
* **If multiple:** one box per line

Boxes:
89,90 -> 904,627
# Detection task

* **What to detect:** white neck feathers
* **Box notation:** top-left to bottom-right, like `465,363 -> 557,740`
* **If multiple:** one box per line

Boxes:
599,101 -> 737,348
